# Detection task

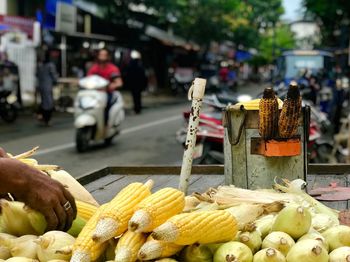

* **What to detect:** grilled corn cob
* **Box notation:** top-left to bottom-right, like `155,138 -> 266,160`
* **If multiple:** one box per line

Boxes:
69,204 -> 109,262
259,87 -> 279,139
92,180 -> 153,243
114,231 -> 147,262
76,200 -> 99,221
129,188 -> 185,233
279,82 -> 302,138
151,210 -> 237,245
138,236 -> 183,260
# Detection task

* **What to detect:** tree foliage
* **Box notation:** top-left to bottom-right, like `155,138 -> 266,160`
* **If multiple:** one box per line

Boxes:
255,24 -> 295,64
82,0 -> 294,63
303,0 -> 350,47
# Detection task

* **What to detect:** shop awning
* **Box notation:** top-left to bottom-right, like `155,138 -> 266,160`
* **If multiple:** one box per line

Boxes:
145,25 -> 199,50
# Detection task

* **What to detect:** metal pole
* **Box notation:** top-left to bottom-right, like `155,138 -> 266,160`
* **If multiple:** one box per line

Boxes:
61,35 -> 67,77
179,78 -> 206,194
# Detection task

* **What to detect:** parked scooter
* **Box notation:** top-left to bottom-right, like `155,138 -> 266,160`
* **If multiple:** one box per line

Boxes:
169,67 -> 196,95
0,86 -> 19,123
176,92 -> 251,164
74,75 -> 125,152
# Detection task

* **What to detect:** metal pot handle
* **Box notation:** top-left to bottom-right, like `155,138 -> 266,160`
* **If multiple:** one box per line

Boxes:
223,105 -> 247,145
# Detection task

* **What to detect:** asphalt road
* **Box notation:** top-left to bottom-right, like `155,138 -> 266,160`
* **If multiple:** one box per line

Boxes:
0,102 -> 188,177
0,83 -> 264,178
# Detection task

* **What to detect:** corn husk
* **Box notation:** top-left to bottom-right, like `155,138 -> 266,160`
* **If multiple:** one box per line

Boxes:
322,225 -> 350,251
1,200 -> 39,236
238,231 -> 262,254
36,231 -> 75,262
5,258 -> 38,262
154,259 -> 178,262
201,186 -> 294,206
274,179 -> 338,220
253,248 -> 286,262
183,196 -> 201,212
47,170 -> 99,206
213,241 -> 253,262
11,147 -> 99,207
0,233 -> 16,259
7,235 -> 38,259
226,202 -> 284,231
180,244 -> 212,262
311,213 -> 339,233
262,232 -> 295,256
298,232 -> 329,252
286,239 -> 328,262
271,204 -> 311,239
329,246 -> 350,262
1,199 -> 85,237
255,215 -> 275,239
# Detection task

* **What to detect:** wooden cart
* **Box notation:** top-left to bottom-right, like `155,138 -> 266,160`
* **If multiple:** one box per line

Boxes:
78,164 -> 350,210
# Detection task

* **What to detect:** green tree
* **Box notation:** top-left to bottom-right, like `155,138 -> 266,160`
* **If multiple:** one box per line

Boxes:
253,24 -> 296,65
303,0 -> 350,46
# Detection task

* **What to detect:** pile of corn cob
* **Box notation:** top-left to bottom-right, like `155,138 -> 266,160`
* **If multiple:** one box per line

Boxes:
2,148 -> 347,262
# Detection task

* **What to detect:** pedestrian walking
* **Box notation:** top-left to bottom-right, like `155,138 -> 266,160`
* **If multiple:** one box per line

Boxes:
124,51 -> 147,114
37,50 -> 58,126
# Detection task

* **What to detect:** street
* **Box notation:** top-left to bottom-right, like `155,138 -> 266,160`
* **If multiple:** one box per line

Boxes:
0,83 -> 264,178
0,102 -> 188,177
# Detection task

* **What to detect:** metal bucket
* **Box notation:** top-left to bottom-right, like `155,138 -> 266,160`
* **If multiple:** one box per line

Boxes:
223,106 -> 309,189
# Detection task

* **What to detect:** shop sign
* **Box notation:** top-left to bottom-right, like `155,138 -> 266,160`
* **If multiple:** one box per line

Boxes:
55,2 -> 77,34
0,15 -> 34,37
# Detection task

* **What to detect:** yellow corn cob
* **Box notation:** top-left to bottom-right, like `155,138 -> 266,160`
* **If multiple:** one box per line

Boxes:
128,188 -> 185,233
92,180 -> 153,243
114,230 -> 147,262
138,236 -> 183,260
259,87 -> 279,139
234,98 -> 283,111
76,200 -> 99,221
151,210 -> 237,245
279,82 -> 302,138
69,204 -> 109,262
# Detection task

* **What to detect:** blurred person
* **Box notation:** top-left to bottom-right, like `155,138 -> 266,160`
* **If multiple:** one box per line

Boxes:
88,48 -> 123,123
0,147 -> 76,231
331,79 -> 344,134
219,61 -> 229,83
124,50 -> 147,114
0,52 -> 21,105
308,75 -> 320,105
37,50 -> 58,126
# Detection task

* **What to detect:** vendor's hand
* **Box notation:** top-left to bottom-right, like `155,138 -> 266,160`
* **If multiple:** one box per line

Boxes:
6,159 -> 77,231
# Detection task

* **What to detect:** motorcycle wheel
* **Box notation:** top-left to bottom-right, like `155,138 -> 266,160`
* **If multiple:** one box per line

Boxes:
76,127 -> 92,153
0,103 -> 17,123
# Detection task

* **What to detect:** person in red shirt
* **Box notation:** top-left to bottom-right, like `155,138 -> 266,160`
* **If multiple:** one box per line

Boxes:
88,48 -> 123,125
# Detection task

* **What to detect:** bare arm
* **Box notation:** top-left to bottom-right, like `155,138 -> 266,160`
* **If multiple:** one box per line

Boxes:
0,149 -> 77,231
109,77 -> 123,91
